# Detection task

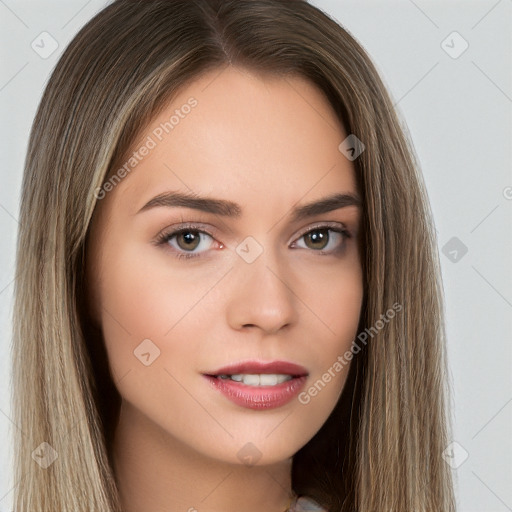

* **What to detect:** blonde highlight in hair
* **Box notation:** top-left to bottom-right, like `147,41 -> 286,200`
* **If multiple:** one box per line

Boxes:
12,1 -> 455,510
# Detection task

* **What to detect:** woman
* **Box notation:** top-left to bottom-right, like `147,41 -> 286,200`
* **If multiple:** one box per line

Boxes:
12,1 -> 455,511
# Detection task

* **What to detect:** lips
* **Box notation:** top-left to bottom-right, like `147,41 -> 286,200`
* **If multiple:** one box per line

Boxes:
202,360 -> 309,410
203,373 -> 308,410
204,360 -> 309,377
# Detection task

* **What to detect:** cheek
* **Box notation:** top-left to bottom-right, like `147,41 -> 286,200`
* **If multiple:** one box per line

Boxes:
97,241 -> 207,339
95,239 -> 225,391
94,242 -> 178,377
94,243 -> 212,434
304,252 -> 364,347
325,270 -> 364,346
293,258 -> 363,407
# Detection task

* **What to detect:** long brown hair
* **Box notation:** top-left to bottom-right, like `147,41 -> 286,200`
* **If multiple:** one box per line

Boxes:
12,1 -> 455,510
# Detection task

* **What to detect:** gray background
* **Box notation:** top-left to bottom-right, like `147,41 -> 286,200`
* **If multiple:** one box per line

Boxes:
1,1 -> 511,510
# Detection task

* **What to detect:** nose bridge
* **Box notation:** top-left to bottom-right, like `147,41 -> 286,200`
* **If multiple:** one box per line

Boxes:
226,235 -> 297,332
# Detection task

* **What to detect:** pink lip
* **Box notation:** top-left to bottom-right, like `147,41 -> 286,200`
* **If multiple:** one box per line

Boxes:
202,360 -> 309,410
205,360 -> 309,377
203,374 -> 308,410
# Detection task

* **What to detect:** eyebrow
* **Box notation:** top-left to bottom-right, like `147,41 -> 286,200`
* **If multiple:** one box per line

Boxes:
136,190 -> 361,222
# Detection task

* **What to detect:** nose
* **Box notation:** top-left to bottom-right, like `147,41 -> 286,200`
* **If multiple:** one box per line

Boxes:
225,246 -> 297,334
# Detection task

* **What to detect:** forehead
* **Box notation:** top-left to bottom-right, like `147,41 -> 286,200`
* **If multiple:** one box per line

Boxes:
105,66 -> 358,216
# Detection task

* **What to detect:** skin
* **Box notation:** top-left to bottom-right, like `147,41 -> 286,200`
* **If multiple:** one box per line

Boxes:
85,66 -> 363,512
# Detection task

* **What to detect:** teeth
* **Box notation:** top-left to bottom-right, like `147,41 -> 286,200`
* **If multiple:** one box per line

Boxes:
217,374 -> 294,386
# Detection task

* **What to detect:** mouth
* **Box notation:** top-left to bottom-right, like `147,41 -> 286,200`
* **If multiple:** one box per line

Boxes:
202,360 -> 309,409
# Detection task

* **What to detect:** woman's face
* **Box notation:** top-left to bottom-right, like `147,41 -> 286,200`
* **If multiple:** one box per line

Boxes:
86,66 -> 363,466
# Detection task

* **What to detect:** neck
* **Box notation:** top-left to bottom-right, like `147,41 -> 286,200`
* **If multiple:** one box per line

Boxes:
112,400 -> 294,512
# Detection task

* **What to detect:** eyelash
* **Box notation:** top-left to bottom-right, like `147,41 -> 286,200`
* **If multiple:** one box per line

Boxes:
154,222 -> 352,261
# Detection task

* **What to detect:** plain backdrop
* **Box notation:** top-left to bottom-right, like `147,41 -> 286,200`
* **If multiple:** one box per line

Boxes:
0,1 -> 511,511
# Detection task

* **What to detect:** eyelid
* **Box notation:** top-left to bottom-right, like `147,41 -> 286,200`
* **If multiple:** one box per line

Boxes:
292,221 -> 351,240
153,222 -> 217,247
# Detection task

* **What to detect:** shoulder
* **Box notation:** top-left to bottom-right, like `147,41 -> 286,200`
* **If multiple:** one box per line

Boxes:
290,495 -> 329,512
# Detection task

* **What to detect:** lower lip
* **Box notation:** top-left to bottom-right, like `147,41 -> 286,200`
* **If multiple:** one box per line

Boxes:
203,375 -> 308,410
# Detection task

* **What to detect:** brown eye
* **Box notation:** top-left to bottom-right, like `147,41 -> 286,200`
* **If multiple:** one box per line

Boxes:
175,230 -> 201,251
303,229 -> 330,250
293,225 -> 350,254
155,225 -> 216,260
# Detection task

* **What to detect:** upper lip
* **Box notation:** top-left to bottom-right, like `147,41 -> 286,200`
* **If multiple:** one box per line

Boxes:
205,360 -> 309,377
